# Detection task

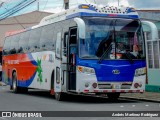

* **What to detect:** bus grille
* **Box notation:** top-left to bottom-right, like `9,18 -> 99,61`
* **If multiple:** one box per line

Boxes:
98,83 -> 132,89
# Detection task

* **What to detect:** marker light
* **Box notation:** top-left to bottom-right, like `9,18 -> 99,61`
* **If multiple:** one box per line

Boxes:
81,5 -> 90,9
135,67 -> 146,76
92,83 -> 97,88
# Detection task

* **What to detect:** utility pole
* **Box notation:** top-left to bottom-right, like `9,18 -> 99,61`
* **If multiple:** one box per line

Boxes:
37,0 -> 39,11
64,0 -> 69,10
118,0 -> 120,6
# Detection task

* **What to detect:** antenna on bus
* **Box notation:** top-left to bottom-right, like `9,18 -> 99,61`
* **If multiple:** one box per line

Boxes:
64,0 -> 69,10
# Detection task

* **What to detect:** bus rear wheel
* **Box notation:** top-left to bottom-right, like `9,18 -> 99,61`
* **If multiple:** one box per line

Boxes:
12,72 -> 19,93
107,93 -> 120,100
55,92 -> 65,101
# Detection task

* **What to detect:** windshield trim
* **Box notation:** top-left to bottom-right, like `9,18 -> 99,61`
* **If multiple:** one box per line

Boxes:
79,17 -> 145,60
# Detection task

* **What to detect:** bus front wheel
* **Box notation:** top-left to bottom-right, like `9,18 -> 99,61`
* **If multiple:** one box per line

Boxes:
55,92 -> 65,101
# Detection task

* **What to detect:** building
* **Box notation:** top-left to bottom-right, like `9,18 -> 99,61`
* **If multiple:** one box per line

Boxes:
138,10 -> 160,92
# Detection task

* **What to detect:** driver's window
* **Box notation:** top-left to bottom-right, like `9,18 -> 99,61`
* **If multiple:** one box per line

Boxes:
69,28 -> 77,45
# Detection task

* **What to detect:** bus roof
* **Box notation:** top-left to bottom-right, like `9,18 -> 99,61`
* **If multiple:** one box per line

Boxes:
39,4 -> 139,26
5,4 -> 139,37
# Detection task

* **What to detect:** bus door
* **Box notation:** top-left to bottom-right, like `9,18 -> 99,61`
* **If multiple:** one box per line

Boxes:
68,27 -> 77,91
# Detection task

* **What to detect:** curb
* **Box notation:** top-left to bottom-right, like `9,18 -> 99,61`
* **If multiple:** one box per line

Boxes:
120,96 -> 160,103
0,82 -> 7,86
145,85 -> 160,93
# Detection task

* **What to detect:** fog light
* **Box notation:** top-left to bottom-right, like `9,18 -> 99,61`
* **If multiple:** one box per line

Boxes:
92,83 -> 97,88
85,83 -> 89,88
134,83 -> 139,88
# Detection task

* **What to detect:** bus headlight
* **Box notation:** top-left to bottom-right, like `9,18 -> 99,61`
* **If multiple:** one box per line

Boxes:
78,66 -> 95,74
135,67 -> 146,76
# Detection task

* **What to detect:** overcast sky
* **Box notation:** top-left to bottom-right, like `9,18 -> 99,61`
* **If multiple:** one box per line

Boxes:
0,0 -> 160,9
0,0 -> 160,14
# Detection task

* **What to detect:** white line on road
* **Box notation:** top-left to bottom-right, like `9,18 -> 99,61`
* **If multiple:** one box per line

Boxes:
145,105 -> 149,107
132,105 -> 135,107
120,105 -> 124,107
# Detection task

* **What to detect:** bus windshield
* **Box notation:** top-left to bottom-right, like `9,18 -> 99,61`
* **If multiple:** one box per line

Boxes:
79,17 -> 145,60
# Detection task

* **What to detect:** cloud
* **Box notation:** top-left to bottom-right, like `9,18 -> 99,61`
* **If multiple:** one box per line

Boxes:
128,0 -> 160,9
43,7 -> 65,13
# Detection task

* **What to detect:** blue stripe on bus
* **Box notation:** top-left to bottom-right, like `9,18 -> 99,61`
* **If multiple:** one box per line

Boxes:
66,12 -> 139,19
18,71 -> 37,87
27,53 -> 38,66
76,57 -> 145,82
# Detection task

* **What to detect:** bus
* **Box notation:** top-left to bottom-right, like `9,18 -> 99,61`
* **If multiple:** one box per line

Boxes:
0,48 -> 2,81
2,4 -> 146,101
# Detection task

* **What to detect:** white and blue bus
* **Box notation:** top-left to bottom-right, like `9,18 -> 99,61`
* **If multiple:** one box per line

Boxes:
2,4 -> 146,100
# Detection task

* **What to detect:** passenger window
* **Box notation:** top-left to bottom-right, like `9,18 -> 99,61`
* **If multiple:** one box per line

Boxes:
40,24 -> 55,51
3,37 -> 11,55
64,32 -> 68,48
28,28 -> 42,52
10,34 -> 20,54
18,31 -> 30,53
63,32 -> 68,56
56,32 -> 62,58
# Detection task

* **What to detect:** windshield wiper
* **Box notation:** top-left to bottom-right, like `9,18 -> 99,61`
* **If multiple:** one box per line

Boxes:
118,44 -> 134,64
98,44 -> 112,63
125,52 -> 134,64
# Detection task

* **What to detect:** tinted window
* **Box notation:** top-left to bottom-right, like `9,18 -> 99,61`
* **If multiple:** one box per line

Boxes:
56,32 -> 62,58
28,28 -> 42,52
18,31 -> 30,53
40,24 -> 55,51
10,34 -> 20,54
3,37 -> 11,55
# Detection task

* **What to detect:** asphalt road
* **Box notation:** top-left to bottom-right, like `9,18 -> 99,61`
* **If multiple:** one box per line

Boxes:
0,86 -> 160,120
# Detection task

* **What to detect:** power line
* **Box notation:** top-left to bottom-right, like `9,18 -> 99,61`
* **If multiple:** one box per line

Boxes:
0,0 -> 36,21
34,0 -> 49,24
13,16 -> 25,29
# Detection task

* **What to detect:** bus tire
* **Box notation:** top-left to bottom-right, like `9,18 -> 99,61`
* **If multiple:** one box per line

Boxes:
12,72 -> 20,93
20,87 -> 28,93
55,92 -> 65,101
107,93 -> 120,100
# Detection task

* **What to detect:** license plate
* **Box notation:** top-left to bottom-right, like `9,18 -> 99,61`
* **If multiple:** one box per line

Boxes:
112,84 -> 121,89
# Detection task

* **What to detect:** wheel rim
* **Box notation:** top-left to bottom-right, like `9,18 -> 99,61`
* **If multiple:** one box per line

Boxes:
13,79 -> 16,91
12,74 -> 17,92
55,92 -> 60,100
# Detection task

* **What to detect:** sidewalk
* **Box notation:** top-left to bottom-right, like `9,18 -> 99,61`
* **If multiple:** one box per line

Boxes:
120,92 -> 160,102
0,81 -> 6,86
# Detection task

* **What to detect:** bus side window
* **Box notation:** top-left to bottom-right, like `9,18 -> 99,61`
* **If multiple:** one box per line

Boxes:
18,31 -> 30,53
56,32 -> 62,58
69,28 -> 77,44
3,37 -> 11,55
40,24 -> 54,51
10,34 -> 20,54
63,32 -> 68,56
69,28 -> 77,56
28,28 -> 41,52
